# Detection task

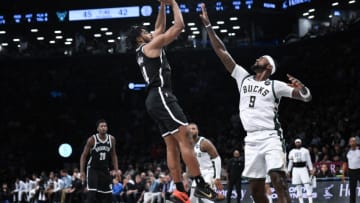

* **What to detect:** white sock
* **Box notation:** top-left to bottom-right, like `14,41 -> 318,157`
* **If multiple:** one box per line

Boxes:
304,183 -> 313,203
296,185 -> 304,203
267,194 -> 273,203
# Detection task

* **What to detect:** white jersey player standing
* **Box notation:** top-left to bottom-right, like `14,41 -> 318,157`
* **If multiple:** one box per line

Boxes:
186,123 -> 224,203
199,3 -> 312,203
288,139 -> 315,203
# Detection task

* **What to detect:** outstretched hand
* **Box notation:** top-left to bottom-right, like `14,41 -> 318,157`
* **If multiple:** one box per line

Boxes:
287,74 -> 305,89
199,3 -> 211,26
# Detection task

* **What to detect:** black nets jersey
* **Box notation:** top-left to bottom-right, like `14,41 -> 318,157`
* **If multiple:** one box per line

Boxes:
136,44 -> 172,91
87,134 -> 112,170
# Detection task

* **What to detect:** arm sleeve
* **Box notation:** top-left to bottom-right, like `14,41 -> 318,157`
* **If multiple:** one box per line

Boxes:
273,80 -> 293,98
211,156 -> 222,179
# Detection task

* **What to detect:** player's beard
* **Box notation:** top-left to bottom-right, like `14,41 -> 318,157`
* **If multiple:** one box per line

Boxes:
251,63 -> 266,73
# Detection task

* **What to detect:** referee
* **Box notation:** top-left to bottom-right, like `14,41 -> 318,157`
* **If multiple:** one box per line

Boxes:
342,136 -> 360,203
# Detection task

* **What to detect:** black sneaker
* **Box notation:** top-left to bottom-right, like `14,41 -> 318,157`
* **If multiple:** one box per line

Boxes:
194,183 -> 218,201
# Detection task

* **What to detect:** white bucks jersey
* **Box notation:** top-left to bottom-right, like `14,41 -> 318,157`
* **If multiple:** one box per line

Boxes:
194,137 -> 213,171
288,147 -> 311,163
231,64 -> 293,132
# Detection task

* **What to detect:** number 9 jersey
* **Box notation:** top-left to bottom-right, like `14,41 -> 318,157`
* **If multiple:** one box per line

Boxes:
231,64 -> 293,133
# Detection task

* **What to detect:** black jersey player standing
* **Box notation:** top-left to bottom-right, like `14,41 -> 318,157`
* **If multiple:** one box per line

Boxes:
80,119 -> 120,203
126,0 -> 217,203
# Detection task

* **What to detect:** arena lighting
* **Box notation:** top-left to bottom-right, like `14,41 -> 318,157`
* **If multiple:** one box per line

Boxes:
0,30 -> 6,34
263,3 -> 276,9
100,27 -> 108,31
0,16 -> 5,24
348,0 -> 356,4
58,143 -> 72,158
128,82 -> 146,90
140,5 -> 152,17
332,2 -> 339,6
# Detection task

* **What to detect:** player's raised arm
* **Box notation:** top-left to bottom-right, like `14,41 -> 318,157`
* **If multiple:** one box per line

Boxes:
145,0 -> 184,51
200,3 -> 236,73
152,0 -> 167,37
287,74 -> 312,102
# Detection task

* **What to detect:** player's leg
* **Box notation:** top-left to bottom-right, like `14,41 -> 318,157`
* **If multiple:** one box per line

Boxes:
268,171 -> 291,203
249,179 -> 268,203
173,126 -> 217,200
164,135 -> 189,203
86,168 -> 98,203
304,183 -> 313,203
292,168 -> 304,203
265,176 -> 273,203
295,184 -> 304,203
265,137 -> 291,203
243,134 -> 268,203
299,168 -> 312,203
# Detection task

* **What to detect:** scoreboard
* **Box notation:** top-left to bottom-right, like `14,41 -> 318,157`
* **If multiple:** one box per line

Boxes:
0,0 -> 311,25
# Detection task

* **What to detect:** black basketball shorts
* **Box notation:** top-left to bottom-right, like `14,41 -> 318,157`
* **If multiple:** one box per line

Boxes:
145,87 -> 188,137
86,167 -> 112,193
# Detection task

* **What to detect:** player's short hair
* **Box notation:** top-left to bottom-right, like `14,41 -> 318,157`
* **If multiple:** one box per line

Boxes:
125,25 -> 147,50
96,119 -> 107,128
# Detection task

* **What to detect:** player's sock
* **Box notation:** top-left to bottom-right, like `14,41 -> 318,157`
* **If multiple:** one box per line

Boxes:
305,183 -> 313,203
267,194 -> 273,203
296,185 -> 304,203
193,175 -> 205,186
175,182 -> 186,192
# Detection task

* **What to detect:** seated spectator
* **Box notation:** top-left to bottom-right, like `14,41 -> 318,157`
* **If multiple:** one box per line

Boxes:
316,164 -> 334,178
0,183 -> 11,203
112,177 -> 123,203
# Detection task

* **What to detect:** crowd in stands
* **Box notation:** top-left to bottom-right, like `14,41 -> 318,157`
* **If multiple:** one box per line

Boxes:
0,17 -> 359,203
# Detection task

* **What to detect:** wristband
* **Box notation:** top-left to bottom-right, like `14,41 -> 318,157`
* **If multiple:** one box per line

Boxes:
205,24 -> 212,28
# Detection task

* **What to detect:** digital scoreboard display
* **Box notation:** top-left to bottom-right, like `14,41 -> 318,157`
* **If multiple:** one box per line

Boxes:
0,0 -> 308,25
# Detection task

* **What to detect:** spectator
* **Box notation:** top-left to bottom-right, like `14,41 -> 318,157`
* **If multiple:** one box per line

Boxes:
316,164 -> 334,178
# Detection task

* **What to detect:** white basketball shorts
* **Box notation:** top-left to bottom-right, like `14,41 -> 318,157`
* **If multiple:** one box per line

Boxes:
291,167 -> 310,185
242,130 -> 287,179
